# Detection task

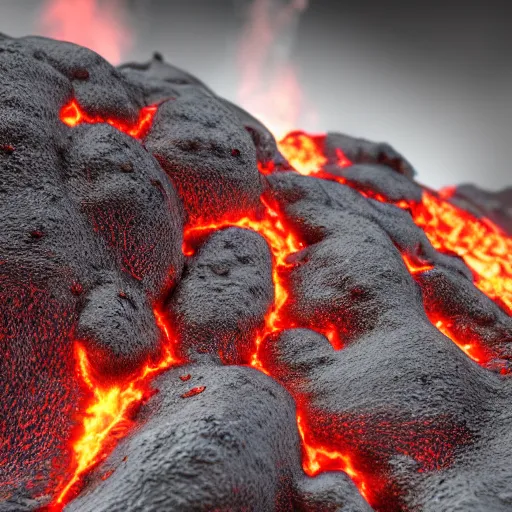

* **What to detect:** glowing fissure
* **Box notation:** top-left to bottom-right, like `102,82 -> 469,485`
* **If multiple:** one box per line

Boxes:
53,102 -> 510,510
412,191 -> 512,315
50,309 -> 180,509
297,413 -> 370,502
270,129 -> 512,505
50,102 -> 171,509
60,99 -> 157,140
183,196 -> 304,370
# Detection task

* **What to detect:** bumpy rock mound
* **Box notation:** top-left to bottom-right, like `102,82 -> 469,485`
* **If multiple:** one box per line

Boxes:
0,34 -> 511,512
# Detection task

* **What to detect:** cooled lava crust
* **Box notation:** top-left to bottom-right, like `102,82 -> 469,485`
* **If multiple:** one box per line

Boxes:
1,34 -> 512,512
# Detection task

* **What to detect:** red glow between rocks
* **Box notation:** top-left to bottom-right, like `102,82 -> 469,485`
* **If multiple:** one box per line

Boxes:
271,128 -> 512,503
183,195 -> 305,372
181,386 -> 206,399
182,198 -> 373,503
60,99 -> 157,140
297,412 -> 371,502
277,130 -> 511,316
412,192 -> 512,315
49,308 -> 180,510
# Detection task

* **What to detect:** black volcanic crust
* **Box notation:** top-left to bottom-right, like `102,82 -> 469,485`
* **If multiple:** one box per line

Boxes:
0,33 -> 511,512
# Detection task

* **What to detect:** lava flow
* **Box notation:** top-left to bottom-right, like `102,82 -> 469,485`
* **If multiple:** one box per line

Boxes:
183,195 -> 304,370
412,191 -> 512,315
297,413 -> 370,502
60,99 -> 157,140
49,101 -> 176,509
50,309 -> 180,509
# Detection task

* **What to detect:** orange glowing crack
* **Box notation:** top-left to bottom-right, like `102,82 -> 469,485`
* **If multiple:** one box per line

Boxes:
183,196 -> 304,371
297,413 -> 370,503
432,317 -> 490,365
277,131 -> 409,210
183,198 -> 370,503
275,129 -> 511,328
401,254 -> 434,275
50,308 -> 180,510
60,99 -> 157,139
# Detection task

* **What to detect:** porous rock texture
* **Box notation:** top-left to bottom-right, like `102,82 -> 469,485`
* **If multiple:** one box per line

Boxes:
0,34 -> 511,512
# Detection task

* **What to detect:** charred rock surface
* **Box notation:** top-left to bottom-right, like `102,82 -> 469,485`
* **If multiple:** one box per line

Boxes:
0,34 -> 184,504
0,34 -> 511,512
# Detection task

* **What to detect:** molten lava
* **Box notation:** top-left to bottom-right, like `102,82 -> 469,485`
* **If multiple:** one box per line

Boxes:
183,195 -> 304,370
60,99 -> 157,140
182,194 -> 374,502
51,309 -> 180,509
277,131 -> 328,175
49,102 -> 177,509
51,96 -> 511,511
297,413 -> 370,502
277,130 -> 511,321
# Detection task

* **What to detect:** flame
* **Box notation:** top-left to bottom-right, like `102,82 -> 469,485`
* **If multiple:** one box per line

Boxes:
38,0 -> 132,64
50,309 -> 180,509
236,0 -> 312,139
60,99 -> 157,140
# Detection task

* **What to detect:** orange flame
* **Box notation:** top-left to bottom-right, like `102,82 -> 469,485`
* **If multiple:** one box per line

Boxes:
277,131 -> 328,174
38,0 -> 132,64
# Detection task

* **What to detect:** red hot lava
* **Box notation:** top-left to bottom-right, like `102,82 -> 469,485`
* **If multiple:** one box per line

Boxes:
60,99 -> 157,140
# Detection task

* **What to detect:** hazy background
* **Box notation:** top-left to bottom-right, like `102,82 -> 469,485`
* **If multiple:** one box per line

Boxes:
0,0 -> 510,190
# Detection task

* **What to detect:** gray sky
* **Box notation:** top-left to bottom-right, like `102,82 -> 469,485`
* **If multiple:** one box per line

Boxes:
0,0 -> 510,191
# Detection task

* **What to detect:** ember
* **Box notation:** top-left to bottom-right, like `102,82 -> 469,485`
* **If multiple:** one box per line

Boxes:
0,34 -> 511,512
